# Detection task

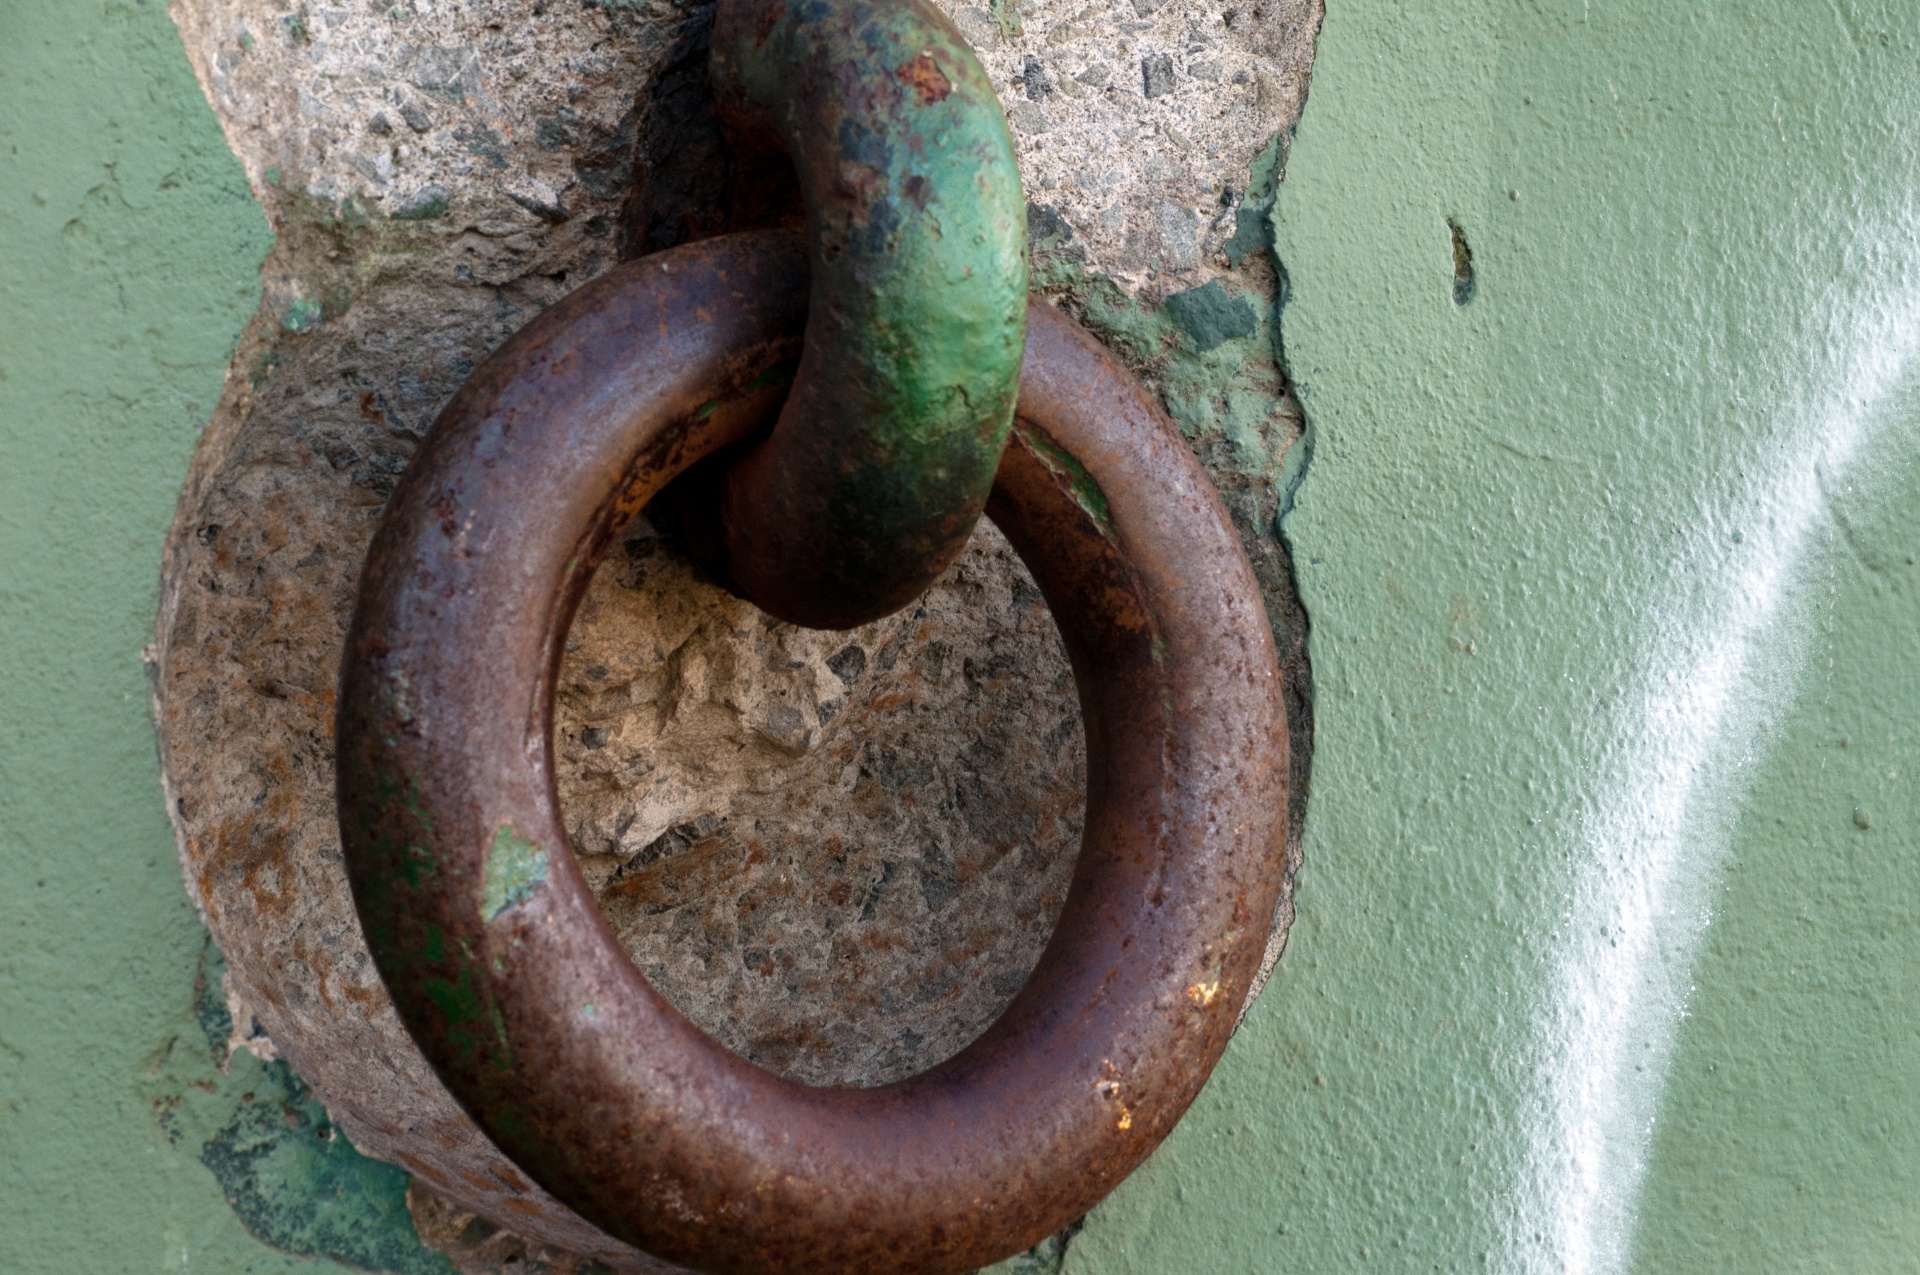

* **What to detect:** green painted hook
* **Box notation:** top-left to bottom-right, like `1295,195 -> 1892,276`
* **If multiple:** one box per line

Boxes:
705,0 -> 1028,629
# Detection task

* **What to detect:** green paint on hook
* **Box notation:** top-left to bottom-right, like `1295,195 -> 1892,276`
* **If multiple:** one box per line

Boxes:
706,0 -> 1029,627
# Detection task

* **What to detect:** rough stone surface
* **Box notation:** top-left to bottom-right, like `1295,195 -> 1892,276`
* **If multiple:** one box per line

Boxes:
157,0 -> 1319,1268
562,522 -> 1085,1088
170,0 -> 1320,298
957,0 -> 1320,292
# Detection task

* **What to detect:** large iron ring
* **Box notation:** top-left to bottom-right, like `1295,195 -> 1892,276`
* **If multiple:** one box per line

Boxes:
336,229 -> 1287,1274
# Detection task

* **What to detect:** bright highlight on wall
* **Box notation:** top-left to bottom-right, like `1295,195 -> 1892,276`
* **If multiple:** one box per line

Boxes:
1507,191 -> 1920,1275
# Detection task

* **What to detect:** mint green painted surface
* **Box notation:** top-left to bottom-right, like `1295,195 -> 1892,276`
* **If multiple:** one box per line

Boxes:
6,0 -> 1920,1271
0,2 -> 424,1270
1070,1 -> 1920,1271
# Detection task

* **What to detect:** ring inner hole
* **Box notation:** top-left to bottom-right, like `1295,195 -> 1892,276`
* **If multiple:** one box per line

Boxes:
553,510 -> 1085,1087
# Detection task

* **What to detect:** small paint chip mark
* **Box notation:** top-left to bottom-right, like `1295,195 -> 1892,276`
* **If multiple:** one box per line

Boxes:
1096,1075 -> 1132,1125
1186,978 -> 1221,1007
1447,218 -> 1475,306
897,52 -> 952,105
482,825 -> 548,920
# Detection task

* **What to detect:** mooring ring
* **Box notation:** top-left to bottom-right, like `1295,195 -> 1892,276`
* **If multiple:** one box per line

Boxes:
336,229 -> 1287,1275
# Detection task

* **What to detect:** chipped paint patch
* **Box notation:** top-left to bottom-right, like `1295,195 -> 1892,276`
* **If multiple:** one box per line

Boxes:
482,826 -> 548,922
142,942 -> 457,1274
1186,977 -> 1222,1008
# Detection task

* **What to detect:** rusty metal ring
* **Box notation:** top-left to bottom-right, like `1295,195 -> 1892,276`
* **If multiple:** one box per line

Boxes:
337,229 -> 1286,1275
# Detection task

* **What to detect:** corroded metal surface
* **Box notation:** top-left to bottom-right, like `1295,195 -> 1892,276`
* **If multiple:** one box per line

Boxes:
151,222 -> 1087,1274
336,229 -> 1287,1273
686,0 -> 1027,629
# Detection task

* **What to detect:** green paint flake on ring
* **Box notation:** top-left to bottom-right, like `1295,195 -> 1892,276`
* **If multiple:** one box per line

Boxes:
694,358 -> 800,420
482,824 -> 548,921
1017,421 -> 1113,533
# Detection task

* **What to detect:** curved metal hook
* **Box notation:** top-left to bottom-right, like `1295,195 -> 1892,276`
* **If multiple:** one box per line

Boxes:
699,0 -> 1028,629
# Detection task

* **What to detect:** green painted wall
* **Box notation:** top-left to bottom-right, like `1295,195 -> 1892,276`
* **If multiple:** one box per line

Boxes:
4,0 -> 1919,1272
0,2 -> 371,1271
1072,1 -> 1920,1271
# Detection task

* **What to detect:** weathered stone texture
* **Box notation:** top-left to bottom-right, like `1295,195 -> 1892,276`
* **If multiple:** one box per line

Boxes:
562,524 -> 1085,1088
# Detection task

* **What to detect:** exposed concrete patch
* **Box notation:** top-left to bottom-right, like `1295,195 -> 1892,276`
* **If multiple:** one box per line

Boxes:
565,520 -> 1086,1087
170,0 -> 1317,299
156,0 -> 1319,1268
943,0 -> 1319,294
